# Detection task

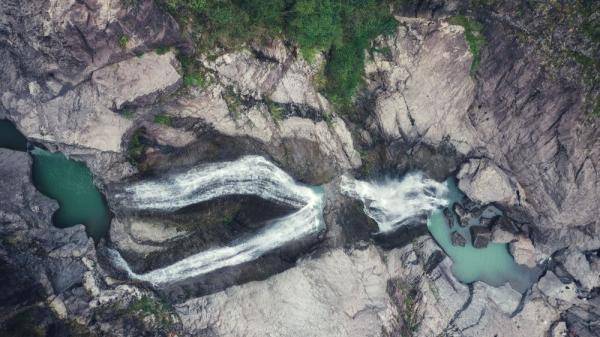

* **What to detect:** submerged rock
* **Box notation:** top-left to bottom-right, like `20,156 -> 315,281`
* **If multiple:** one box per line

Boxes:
470,225 -> 492,249
443,207 -> 454,227
451,231 -> 467,247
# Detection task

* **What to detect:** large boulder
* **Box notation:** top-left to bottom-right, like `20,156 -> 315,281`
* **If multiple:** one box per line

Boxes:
165,83 -> 361,183
470,225 -> 492,248
457,158 -> 522,206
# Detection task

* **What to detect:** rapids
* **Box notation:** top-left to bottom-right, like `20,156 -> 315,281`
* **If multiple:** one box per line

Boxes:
109,156 -> 325,286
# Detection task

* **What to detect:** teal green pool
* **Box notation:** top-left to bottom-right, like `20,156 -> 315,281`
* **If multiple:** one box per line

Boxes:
428,178 -> 537,292
0,120 -> 110,241
31,148 -> 110,241
0,119 -> 28,151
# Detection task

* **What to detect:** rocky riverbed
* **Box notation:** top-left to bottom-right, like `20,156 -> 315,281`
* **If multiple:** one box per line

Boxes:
1,0 -> 598,336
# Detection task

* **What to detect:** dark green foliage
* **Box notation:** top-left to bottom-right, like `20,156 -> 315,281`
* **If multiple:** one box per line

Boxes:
289,0 -> 342,60
127,128 -> 146,164
1,310 -> 45,337
118,35 -> 130,49
266,99 -> 284,121
156,46 -> 172,54
159,0 -> 398,112
323,0 -> 397,106
184,72 -> 207,87
127,296 -> 174,328
121,109 -> 135,119
449,16 -> 486,74
154,114 -> 172,125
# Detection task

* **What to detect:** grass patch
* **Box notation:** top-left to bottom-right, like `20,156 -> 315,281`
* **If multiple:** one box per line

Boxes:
118,35 -> 130,49
121,109 -> 135,119
449,15 -> 486,75
153,114 -> 172,126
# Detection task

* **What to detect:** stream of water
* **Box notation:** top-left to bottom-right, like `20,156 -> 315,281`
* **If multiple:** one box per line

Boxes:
341,174 -> 538,292
108,156 -> 325,286
1,119 -> 537,292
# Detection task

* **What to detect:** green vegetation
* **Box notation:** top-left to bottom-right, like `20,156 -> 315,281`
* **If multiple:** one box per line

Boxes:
184,72 -> 207,87
153,114 -> 172,126
156,46 -> 172,55
1,310 -> 45,337
121,109 -> 135,119
387,279 -> 421,336
449,15 -> 486,74
223,86 -> 243,118
159,0 -> 398,111
266,100 -> 284,121
118,34 -> 130,49
127,296 -> 175,328
127,128 -> 146,164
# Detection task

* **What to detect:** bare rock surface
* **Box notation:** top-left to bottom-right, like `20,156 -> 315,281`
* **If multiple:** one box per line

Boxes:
176,246 -> 397,337
3,51 -> 180,153
365,18 -> 479,154
457,158 -> 522,206
166,83 -> 361,183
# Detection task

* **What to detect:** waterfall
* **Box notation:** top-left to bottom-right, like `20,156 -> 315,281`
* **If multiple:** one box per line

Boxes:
108,156 -> 325,286
340,172 -> 449,233
113,156 -> 311,211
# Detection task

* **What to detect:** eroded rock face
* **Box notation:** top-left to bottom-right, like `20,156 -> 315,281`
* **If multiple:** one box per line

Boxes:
365,18 -> 479,154
164,82 -> 361,183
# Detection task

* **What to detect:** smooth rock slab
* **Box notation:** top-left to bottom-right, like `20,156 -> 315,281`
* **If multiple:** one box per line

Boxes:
175,246 -> 396,337
457,158 -> 521,206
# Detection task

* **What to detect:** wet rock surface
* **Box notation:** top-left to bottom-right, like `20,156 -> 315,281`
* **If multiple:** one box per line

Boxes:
470,226 -> 492,249
451,231 -> 466,247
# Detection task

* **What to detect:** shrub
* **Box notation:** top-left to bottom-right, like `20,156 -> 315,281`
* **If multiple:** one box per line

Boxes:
289,0 -> 343,61
161,0 -> 398,112
155,46 -> 171,55
183,72 -> 207,87
118,35 -> 130,49
449,15 -> 486,74
153,114 -> 172,126
127,128 -> 146,164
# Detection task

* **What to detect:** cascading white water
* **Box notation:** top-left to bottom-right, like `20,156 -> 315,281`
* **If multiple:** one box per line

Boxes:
113,156 -> 311,211
109,156 -> 325,286
339,172 -> 449,233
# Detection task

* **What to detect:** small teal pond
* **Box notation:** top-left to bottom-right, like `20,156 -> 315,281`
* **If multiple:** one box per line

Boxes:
0,119 -> 28,151
428,178 -> 538,293
0,120 -> 110,241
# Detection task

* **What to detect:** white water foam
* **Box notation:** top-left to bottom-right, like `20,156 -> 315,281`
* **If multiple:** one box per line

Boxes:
109,156 -> 325,286
114,156 -> 311,211
339,172 -> 449,233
